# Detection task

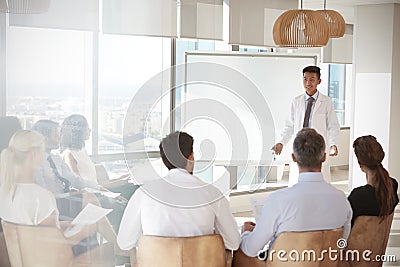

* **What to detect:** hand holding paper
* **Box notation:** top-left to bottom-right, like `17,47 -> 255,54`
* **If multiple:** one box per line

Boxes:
64,203 -> 112,238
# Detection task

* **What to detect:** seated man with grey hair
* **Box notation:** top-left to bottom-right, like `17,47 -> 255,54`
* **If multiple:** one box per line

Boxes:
240,128 -> 352,258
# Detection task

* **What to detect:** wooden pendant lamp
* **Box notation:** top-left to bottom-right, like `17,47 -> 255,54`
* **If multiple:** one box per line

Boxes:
273,0 -> 330,47
316,0 -> 346,38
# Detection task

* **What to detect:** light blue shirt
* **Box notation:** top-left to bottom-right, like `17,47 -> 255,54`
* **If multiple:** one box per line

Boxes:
240,172 -> 352,257
305,91 -> 319,127
35,152 -> 99,195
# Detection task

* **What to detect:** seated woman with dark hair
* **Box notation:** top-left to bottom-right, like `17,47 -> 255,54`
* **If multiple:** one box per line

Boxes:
60,114 -> 97,184
348,135 -> 399,226
60,114 -> 138,201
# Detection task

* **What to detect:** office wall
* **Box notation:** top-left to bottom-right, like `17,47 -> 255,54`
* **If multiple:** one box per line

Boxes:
330,128 -> 350,168
351,4 -> 400,188
389,4 -> 400,184
0,13 -> 5,115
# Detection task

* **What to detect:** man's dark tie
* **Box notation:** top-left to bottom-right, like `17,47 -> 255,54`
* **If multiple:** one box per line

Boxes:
303,97 -> 315,128
47,155 -> 71,193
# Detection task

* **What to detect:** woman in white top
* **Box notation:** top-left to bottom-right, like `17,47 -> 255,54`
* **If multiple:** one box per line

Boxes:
59,115 -> 137,201
0,130 -> 96,245
60,114 -> 97,183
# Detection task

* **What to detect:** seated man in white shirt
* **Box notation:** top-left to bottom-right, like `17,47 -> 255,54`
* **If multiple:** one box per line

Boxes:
117,131 -> 240,252
240,128 -> 352,258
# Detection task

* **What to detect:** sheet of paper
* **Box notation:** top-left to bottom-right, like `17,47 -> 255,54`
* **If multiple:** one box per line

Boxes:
101,191 -> 121,198
71,203 -> 112,225
64,224 -> 84,238
84,187 -> 102,194
84,188 -> 121,199
250,196 -> 268,220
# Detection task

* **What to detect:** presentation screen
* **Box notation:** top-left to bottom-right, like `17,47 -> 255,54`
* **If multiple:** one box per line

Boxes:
182,52 -> 317,164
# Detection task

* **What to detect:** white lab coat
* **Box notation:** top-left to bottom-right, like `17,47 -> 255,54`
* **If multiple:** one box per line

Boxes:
279,92 -> 340,186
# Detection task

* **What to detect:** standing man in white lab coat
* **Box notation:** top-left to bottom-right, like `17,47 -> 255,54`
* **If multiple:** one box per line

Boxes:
273,66 -> 340,186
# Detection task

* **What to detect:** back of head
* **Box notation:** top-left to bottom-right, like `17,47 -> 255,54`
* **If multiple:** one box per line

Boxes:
353,135 -> 395,216
303,65 -> 321,79
32,119 -> 59,138
159,131 -> 193,170
0,130 -> 45,197
353,135 -> 384,170
293,128 -> 325,169
60,114 -> 88,151
0,116 -> 22,153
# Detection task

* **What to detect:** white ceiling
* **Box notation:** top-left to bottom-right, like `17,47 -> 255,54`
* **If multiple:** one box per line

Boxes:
301,0 -> 400,23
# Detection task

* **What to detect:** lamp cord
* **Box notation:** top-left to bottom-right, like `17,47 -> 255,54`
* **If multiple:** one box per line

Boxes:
324,0 -> 327,10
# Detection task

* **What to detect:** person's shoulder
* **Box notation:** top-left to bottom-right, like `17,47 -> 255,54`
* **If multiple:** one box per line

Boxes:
391,177 -> 398,188
317,92 -> 333,102
49,152 -> 64,164
267,186 -> 295,202
18,184 -> 53,198
293,94 -> 304,101
50,151 -> 63,159
348,184 -> 373,199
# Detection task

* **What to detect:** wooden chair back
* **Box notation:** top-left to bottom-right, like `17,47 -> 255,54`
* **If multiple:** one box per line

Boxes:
233,227 -> 344,267
1,220 -> 114,267
339,213 -> 394,267
136,234 -> 228,267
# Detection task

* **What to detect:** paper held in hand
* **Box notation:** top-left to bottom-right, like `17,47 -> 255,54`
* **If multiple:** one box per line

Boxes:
250,196 -> 268,220
64,203 -> 112,238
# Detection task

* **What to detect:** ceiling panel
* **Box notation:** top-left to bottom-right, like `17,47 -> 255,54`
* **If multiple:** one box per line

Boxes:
302,0 -> 400,23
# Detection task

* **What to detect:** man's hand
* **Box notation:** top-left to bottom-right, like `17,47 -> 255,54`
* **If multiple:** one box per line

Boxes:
271,143 -> 283,155
242,221 -> 256,233
329,145 -> 338,156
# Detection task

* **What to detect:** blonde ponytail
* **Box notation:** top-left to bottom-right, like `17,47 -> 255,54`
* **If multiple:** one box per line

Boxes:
0,130 -> 45,199
0,147 -> 17,198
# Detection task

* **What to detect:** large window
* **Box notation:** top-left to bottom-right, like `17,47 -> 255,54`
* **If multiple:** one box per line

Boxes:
98,35 -> 170,155
5,25 -> 171,160
327,64 -> 350,126
6,27 -> 89,129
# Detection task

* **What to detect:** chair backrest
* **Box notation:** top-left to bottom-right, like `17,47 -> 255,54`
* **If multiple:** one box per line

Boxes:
136,234 -> 227,267
267,227 -> 344,267
340,213 -> 394,267
95,164 -> 110,184
2,220 -> 115,267
1,220 -> 74,267
233,228 -> 344,267
0,116 -> 22,154
0,230 -> 11,267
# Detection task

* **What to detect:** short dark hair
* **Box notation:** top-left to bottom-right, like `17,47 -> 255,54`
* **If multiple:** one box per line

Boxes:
32,120 -> 59,138
303,66 -> 321,79
293,128 -> 325,168
159,131 -> 194,170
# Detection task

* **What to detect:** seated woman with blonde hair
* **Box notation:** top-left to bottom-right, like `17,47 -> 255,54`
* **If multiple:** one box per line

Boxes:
348,135 -> 399,226
0,130 -> 96,246
0,130 -> 57,225
0,130 -> 123,260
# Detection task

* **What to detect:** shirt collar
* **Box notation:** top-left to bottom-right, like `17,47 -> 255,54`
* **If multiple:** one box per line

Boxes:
305,91 -> 319,101
298,172 -> 324,182
166,168 -> 194,180
168,168 -> 190,174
